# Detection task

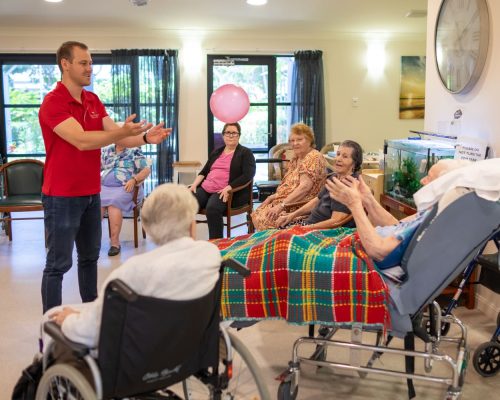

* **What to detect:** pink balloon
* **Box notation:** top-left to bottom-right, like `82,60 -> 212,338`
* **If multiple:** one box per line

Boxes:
209,84 -> 250,123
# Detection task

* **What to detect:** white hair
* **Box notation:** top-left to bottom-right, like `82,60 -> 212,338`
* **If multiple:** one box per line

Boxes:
141,183 -> 198,245
435,159 -> 471,177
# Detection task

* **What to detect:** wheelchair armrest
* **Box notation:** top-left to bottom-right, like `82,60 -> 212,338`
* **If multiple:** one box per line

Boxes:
43,321 -> 90,357
222,258 -> 251,277
108,279 -> 139,302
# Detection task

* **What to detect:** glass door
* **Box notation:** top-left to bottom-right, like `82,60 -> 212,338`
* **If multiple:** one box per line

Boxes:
207,55 -> 293,181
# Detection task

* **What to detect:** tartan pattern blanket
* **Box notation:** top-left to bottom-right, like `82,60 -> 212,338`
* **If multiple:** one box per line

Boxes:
215,226 -> 391,330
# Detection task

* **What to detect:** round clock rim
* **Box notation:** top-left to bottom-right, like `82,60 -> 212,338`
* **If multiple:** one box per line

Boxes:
434,0 -> 490,94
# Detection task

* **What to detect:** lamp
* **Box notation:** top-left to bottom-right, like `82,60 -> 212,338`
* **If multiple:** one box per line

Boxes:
247,0 -> 268,5
130,0 -> 149,6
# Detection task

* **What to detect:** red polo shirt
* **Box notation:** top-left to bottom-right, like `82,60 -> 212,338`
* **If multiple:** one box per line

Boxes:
39,82 -> 108,196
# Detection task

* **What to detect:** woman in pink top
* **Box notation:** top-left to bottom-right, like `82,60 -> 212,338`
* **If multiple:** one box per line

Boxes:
190,122 -> 256,239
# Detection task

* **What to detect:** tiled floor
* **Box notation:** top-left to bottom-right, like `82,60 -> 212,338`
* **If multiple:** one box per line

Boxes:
1,213 -> 499,399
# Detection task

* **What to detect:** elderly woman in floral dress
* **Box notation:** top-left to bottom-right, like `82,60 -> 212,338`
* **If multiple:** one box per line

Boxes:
251,123 -> 327,230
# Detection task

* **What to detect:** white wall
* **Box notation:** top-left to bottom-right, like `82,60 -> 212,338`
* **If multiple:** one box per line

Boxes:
0,30 -> 425,163
424,0 -> 500,316
424,0 -> 500,156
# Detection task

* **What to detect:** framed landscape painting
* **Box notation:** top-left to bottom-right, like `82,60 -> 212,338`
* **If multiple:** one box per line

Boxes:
399,56 -> 426,119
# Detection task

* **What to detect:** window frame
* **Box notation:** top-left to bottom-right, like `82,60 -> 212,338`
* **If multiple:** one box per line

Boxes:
207,54 -> 292,157
0,53 -> 111,163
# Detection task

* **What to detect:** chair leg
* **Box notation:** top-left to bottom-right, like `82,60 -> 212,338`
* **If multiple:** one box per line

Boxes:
247,212 -> 255,234
133,210 -> 139,248
226,215 -> 231,239
6,213 -> 12,241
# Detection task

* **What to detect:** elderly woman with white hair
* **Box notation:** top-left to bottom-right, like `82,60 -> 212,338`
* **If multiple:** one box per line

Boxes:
45,183 -> 221,348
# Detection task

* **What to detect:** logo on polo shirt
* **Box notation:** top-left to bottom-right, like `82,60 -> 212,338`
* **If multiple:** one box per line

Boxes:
89,111 -> 100,119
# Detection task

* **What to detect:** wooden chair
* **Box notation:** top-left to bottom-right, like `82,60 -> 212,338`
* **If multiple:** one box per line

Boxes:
106,185 -> 145,248
319,141 -> 341,155
196,180 -> 254,238
0,159 -> 44,241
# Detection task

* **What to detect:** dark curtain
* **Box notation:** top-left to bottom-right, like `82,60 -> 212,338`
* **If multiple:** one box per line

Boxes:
290,50 -> 325,150
111,49 -> 179,191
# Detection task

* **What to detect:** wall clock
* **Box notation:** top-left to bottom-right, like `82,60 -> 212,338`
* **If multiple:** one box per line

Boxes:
434,0 -> 490,94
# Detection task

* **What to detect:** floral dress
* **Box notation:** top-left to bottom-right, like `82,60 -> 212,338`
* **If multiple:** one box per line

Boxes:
100,145 -> 148,213
252,149 -> 326,230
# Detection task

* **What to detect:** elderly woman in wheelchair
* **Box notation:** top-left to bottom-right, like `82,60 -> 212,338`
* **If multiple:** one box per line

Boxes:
33,184 -> 271,399
215,158 -> 500,400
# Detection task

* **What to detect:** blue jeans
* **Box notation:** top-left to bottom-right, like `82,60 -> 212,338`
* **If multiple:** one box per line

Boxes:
41,194 -> 101,313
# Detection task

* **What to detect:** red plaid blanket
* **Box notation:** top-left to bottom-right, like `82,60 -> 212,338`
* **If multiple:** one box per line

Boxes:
215,226 -> 391,330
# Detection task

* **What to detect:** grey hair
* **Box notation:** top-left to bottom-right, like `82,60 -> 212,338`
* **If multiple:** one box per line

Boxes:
435,159 -> 471,177
141,183 -> 198,245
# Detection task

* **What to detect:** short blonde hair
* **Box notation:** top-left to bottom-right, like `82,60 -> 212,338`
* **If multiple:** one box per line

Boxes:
289,123 -> 315,148
141,183 -> 198,245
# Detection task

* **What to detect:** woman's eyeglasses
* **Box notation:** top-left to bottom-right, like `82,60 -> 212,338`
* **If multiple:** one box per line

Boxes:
223,131 -> 240,137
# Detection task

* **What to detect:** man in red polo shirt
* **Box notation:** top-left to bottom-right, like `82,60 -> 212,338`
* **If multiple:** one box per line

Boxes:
38,41 -> 171,313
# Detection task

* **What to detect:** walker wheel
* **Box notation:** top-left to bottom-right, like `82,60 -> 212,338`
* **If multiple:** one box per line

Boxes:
277,381 -> 298,400
473,341 -> 500,377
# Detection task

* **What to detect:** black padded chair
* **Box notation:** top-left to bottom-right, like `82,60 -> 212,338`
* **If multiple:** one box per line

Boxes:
0,159 -> 44,241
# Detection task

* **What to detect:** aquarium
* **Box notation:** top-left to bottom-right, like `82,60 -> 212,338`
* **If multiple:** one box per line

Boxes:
383,139 -> 455,207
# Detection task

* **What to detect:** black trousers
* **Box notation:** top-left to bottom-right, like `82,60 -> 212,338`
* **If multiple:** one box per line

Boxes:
194,187 -> 229,239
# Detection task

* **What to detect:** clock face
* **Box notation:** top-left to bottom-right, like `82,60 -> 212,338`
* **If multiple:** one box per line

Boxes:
435,0 -> 489,94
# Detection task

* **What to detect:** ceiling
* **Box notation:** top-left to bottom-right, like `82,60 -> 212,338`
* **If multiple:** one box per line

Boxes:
0,0 -> 428,38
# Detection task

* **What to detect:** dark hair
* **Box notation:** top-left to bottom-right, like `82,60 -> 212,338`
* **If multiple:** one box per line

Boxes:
56,41 -> 88,73
222,122 -> 241,135
339,140 -> 363,173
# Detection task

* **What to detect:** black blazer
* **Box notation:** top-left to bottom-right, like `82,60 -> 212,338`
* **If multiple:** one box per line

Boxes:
199,144 -> 256,207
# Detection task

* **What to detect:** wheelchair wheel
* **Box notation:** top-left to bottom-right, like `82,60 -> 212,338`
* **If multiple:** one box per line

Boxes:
183,331 -> 270,399
36,363 -> 95,400
425,317 -> 451,337
473,341 -> 500,377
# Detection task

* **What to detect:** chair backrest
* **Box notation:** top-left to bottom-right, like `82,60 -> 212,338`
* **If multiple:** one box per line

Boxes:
98,277 -> 221,398
396,192 -> 500,315
2,159 -> 44,197
268,143 -> 291,180
320,141 -> 341,155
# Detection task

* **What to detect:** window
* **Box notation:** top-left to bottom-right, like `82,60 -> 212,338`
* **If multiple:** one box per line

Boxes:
0,54 -> 111,163
208,55 -> 294,181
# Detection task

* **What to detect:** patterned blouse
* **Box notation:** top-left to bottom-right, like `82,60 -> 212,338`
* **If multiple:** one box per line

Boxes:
101,145 -> 148,185
252,149 -> 327,230
274,149 -> 327,201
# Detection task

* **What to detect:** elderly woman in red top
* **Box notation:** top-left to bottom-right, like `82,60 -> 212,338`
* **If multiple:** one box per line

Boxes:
189,122 -> 256,239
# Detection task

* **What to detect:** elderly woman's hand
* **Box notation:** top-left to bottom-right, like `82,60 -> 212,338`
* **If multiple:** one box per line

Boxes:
325,176 -> 362,210
49,307 -> 80,326
276,212 -> 293,228
218,185 -> 232,203
266,202 -> 284,220
124,178 -> 136,193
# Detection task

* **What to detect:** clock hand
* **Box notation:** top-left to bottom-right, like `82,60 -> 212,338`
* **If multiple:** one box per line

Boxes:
457,8 -> 479,42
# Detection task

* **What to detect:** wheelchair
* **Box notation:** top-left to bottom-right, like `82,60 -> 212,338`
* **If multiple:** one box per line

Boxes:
276,192 -> 500,400
35,261 -> 271,400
